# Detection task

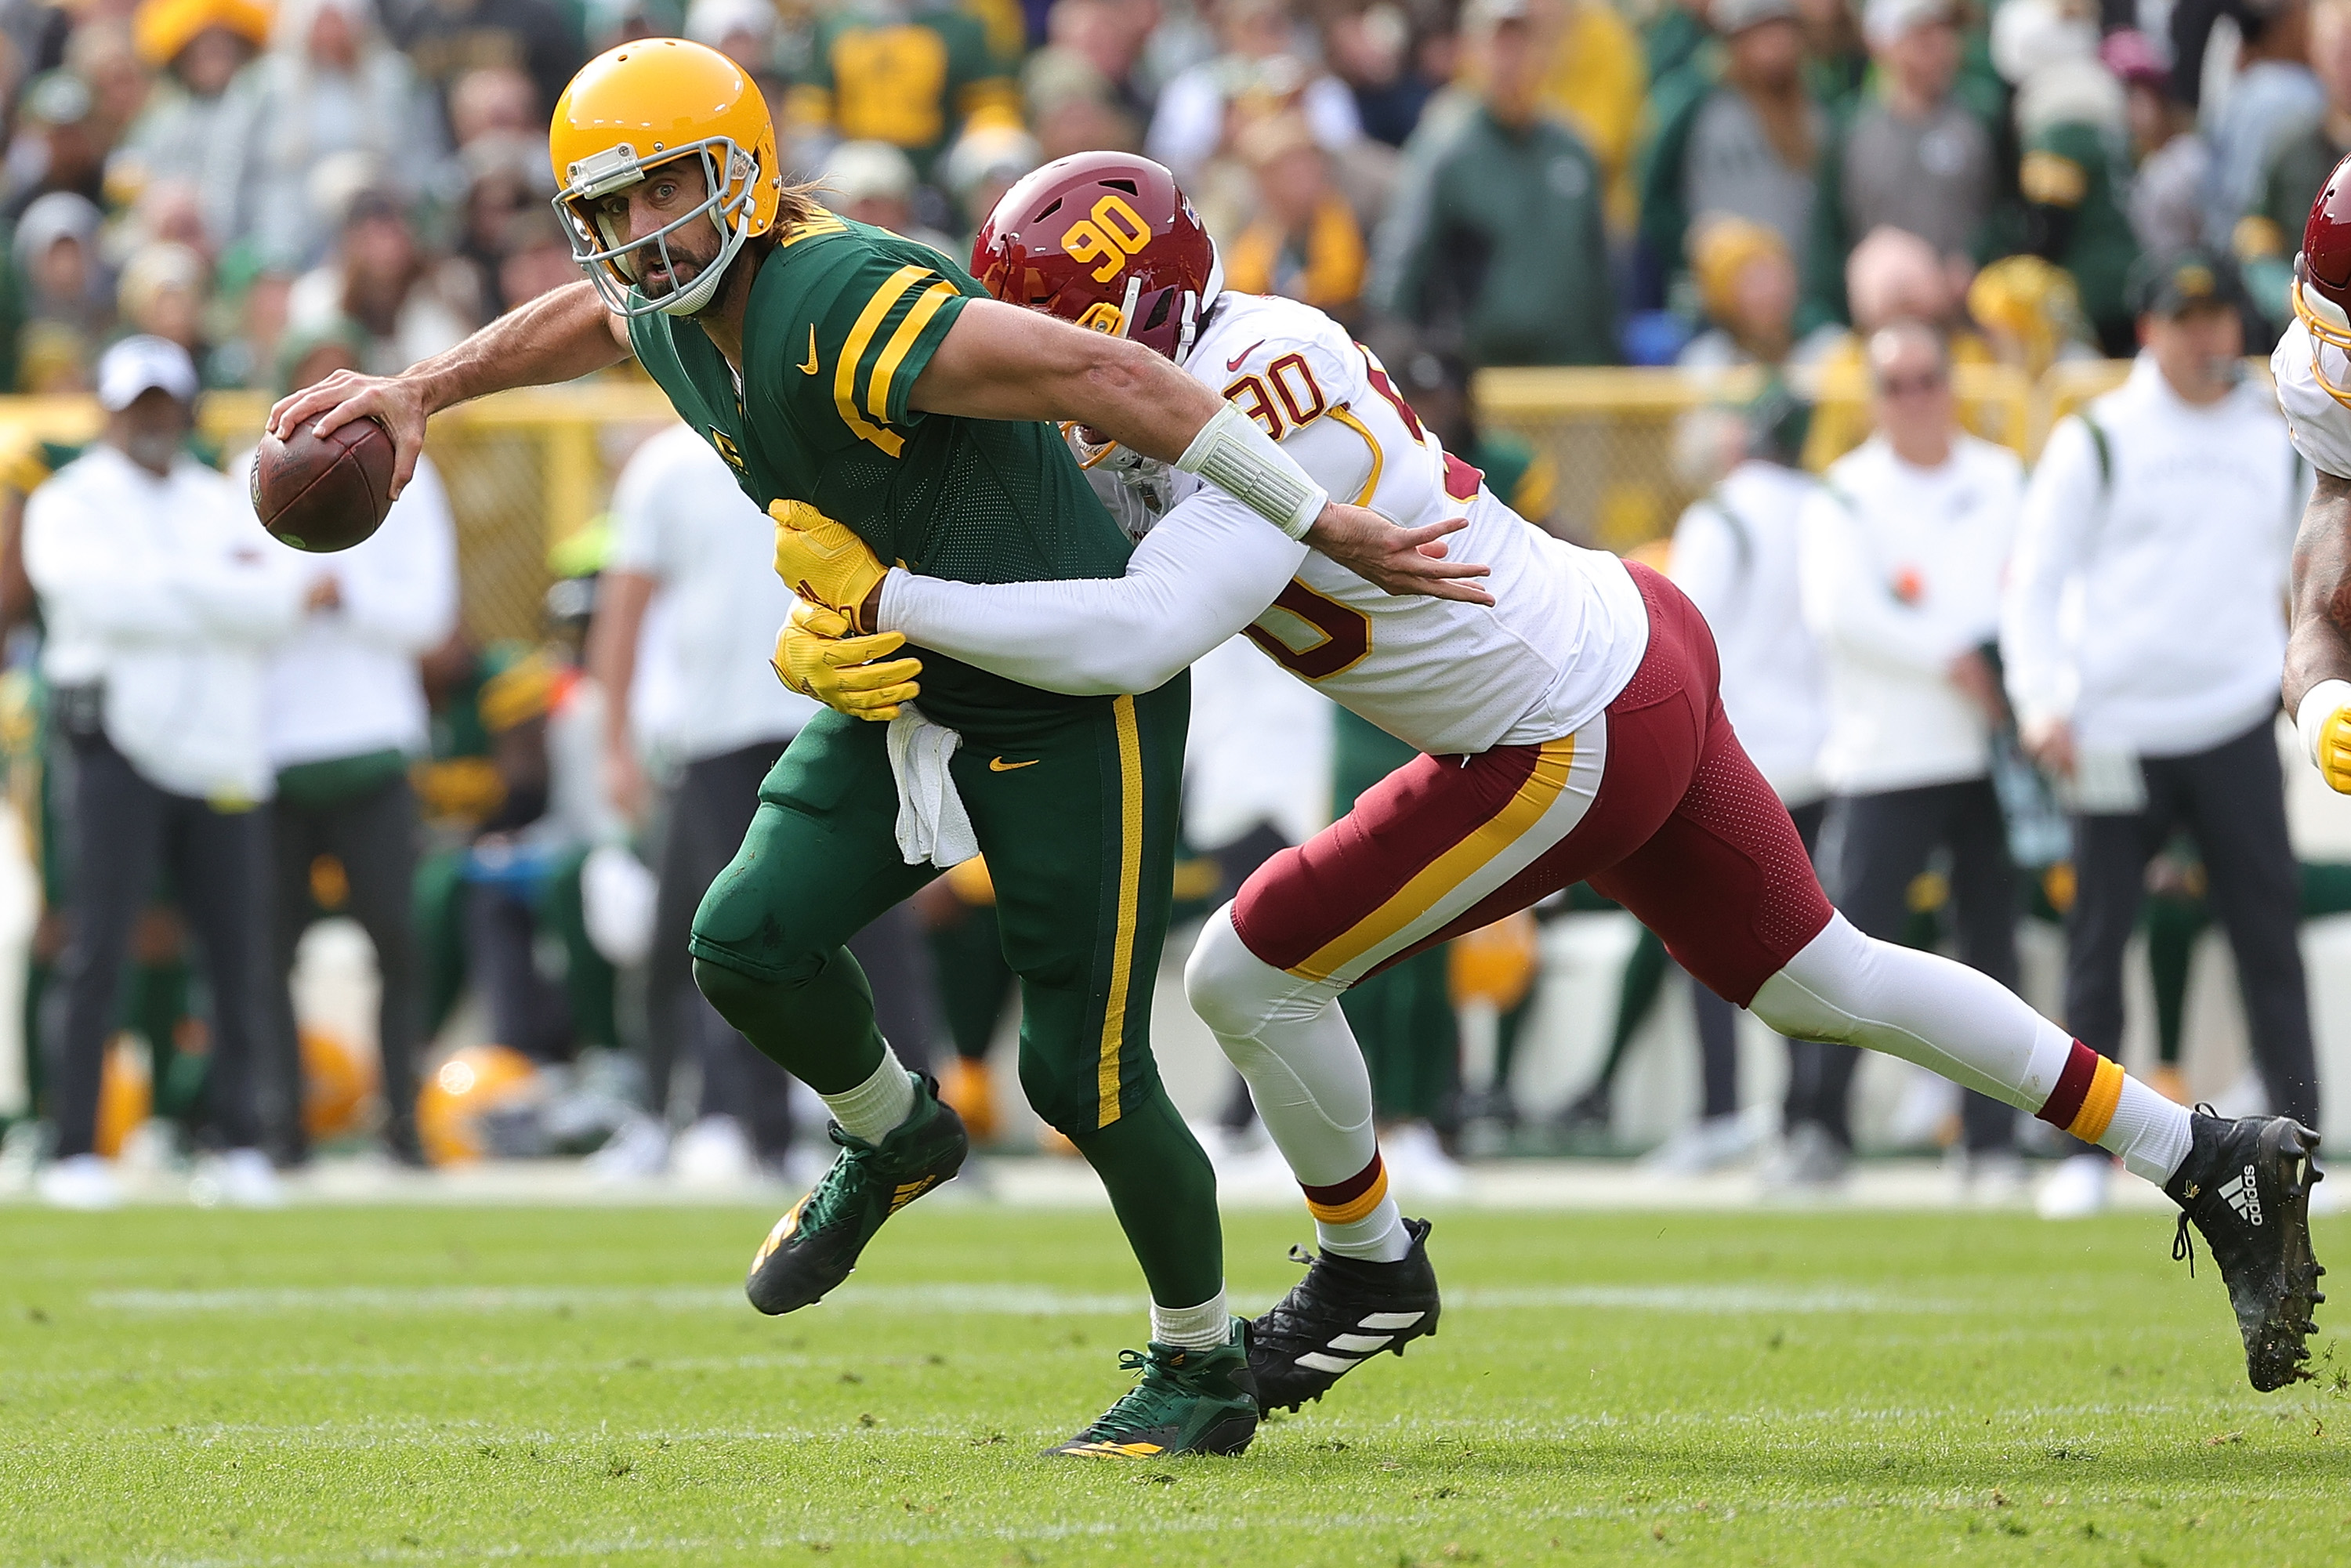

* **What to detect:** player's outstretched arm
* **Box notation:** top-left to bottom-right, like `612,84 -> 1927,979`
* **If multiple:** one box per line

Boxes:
909,299 -> 1491,605
265,281 -> 631,498
2288,469 -> 2351,791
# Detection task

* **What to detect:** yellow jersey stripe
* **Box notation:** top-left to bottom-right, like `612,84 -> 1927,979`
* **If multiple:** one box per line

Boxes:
1097,694 -> 1146,1128
834,265 -> 930,456
867,279 -> 961,423
1327,406 -> 1382,506
1290,736 -> 1577,983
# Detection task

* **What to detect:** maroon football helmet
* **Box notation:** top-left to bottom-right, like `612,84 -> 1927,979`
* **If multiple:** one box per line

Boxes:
970,151 -> 1219,364
2295,151 -> 2351,407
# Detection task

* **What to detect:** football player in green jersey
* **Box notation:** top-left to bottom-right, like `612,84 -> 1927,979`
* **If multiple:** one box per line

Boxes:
268,38 -> 1485,1458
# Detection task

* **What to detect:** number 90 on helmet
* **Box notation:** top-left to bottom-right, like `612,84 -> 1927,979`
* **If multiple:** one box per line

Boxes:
549,38 -> 785,319
970,152 -> 1220,364
2295,151 -> 2351,407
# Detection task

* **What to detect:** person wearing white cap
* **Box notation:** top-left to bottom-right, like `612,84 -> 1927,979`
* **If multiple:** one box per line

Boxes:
1802,0 -> 1996,328
24,335 -> 309,1210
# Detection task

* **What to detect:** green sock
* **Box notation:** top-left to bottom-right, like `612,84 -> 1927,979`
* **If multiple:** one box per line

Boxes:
693,949 -> 888,1095
2144,893 -> 2205,1070
1589,927 -> 1670,1092
1068,1088 -> 1223,1309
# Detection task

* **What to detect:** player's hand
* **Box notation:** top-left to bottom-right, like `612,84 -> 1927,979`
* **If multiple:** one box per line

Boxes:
2021,715 -> 2078,779
267,370 -> 431,499
1306,502 -> 1494,606
772,598 -> 922,721
2313,695 -> 2351,793
772,500 -> 889,633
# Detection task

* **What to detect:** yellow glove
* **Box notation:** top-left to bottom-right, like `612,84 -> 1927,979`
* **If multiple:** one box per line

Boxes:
772,499 -> 889,632
771,598 -> 921,721
2305,679 -> 2351,793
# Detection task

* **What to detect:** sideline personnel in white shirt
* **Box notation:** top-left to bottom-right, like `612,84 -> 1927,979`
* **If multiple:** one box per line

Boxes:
1666,386 -> 1829,1170
27,337 -> 306,1209
252,327 -> 459,1168
2003,249 -> 2315,1215
1790,320 -> 2026,1186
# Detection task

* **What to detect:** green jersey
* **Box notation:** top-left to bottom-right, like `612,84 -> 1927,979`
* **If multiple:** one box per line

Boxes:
627,214 -> 1133,732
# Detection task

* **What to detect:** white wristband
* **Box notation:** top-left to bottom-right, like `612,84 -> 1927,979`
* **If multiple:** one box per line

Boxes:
2298,679 -> 2351,768
1176,402 -> 1329,541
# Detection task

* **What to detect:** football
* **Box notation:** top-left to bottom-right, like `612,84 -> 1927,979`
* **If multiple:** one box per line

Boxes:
250,414 -> 397,552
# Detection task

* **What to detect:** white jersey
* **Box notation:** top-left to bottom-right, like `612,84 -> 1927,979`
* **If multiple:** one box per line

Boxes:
880,292 -> 1650,756
2275,317 -> 2351,478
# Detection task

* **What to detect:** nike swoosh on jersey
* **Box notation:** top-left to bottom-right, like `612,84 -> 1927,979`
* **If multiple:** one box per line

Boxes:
798,324 -> 820,375
987,756 -> 1040,772
1226,339 -> 1267,371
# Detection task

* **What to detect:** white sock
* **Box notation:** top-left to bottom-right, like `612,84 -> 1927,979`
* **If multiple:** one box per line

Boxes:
1151,1288 -> 1230,1352
2099,1073 -> 2194,1185
822,1048 -> 916,1144
1318,1197 -> 1411,1262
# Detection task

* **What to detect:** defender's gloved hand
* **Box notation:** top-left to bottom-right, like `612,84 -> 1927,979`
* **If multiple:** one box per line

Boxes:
772,598 -> 920,722
772,499 -> 889,633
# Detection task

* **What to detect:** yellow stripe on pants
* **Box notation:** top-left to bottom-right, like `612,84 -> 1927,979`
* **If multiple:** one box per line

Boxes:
1097,694 -> 1144,1128
1291,736 -> 1577,983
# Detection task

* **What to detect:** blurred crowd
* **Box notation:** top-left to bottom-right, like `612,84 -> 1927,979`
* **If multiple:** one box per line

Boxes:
0,0 -> 2342,395
0,0 -> 2343,1210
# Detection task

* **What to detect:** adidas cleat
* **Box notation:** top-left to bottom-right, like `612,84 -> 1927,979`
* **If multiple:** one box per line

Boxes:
2164,1110 -> 2326,1392
1047,1318 -> 1259,1458
1248,1217 -> 1440,1413
744,1074 -> 966,1316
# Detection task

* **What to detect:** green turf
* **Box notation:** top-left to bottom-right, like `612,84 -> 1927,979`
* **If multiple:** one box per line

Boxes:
2,1197 -> 2346,1566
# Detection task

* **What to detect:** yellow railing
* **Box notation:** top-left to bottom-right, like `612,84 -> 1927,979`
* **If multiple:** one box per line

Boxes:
0,357 -> 2268,639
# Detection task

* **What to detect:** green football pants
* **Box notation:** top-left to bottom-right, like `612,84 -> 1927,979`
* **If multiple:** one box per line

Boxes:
688,684 -> 1223,1306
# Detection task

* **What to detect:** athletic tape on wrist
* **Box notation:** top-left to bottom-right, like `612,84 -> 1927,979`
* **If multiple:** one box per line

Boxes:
1176,402 -> 1328,541
2298,679 -> 2351,770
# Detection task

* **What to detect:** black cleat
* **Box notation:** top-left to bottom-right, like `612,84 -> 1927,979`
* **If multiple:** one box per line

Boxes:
1248,1217 -> 1440,1412
2165,1110 -> 2326,1392
744,1074 -> 967,1316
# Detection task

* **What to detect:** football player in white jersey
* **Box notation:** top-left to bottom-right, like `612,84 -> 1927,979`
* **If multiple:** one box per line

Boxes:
783,153 -> 2327,1408
2277,155 -> 2351,798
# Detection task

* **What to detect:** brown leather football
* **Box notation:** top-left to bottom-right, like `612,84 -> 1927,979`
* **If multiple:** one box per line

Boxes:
251,415 -> 397,552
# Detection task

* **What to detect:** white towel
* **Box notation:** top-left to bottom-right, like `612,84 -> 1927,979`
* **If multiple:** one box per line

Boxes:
886,703 -> 980,867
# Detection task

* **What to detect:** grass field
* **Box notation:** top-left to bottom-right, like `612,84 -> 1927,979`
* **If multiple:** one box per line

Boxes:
3,1196 -> 2347,1566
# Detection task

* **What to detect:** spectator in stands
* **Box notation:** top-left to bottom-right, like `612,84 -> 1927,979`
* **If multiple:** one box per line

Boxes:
1786,320 -> 2026,1191
286,186 -> 475,373
5,72 -> 110,226
585,426 -> 820,1182
1526,0 -> 1648,234
1678,213 -> 1800,369
2110,30 -> 2208,259
69,19 -> 148,148
941,121 -> 1041,236
445,63 -> 540,152
116,241 -> 208,363
821,140 -> 959,256
253,324 -> 458,1168
2202,0 -> 2320,250
1223,112 -> 1367,320
2001,249 -> 2316,1217
1998,0 -> 2139,353
120,0 -> 267,211
1965,253 -> 2096,378
1799,223 -> 1997,465
1640,0 -> 1824,302
793,0 -> 1021,186
1321,0 -> 1439,147
1802,0 -> 1999,331
1654,385 -> 1825,1172
1147,0 -> 1361,181
2238,0 -> 2351,340
1033,0 -> 1161,132
27,336 -> 304,1210
685,0 -> 781,100
209,0 -> 447,272
394,0 -> 582,136
451,132 -> 552,317
14,190 -> 108,391
1372,0 -> 1616,367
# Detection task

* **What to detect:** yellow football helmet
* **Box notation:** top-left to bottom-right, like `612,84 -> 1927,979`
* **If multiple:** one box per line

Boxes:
549,38 -> 784,318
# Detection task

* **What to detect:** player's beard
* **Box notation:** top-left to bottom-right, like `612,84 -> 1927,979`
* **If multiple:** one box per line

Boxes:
630,226 -> 732,317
